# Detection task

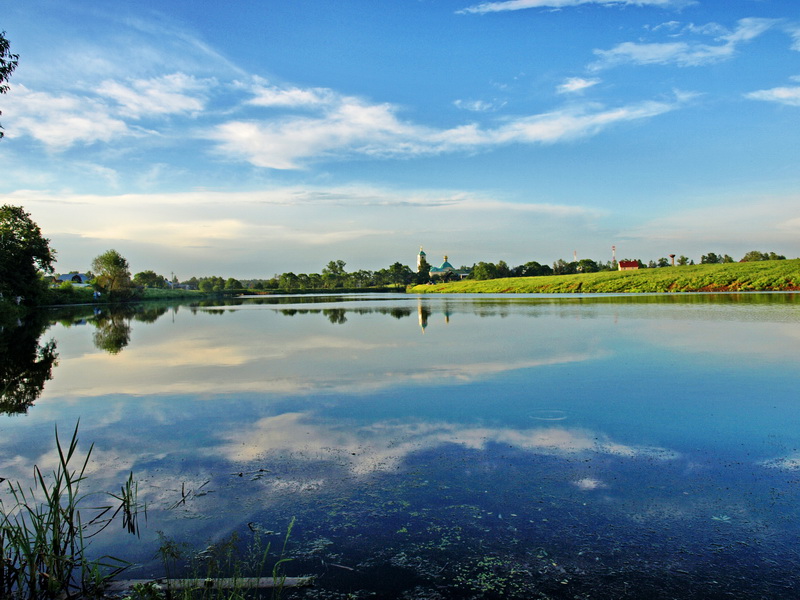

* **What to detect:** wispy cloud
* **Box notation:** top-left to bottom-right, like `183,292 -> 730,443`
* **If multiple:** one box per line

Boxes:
788,25 -> 800,51
458,0 -> 693,15
745,83 -> 800,107
5,85 -> 133,149
209,83 -> 682,169
557,77 -> 601,94
453,98 -> 506,112
96,73 -> 211,118
591,18 -> 778,70
245,77 -> 335,108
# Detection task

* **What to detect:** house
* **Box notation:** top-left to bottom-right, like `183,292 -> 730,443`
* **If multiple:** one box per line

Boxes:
55,273 -> 92,286
618,260 -> 640,271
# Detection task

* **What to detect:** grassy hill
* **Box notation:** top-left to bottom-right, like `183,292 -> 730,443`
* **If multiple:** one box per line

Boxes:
408,259 -> 800,294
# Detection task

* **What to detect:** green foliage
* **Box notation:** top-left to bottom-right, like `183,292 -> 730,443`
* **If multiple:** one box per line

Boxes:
0,30 -> 19,138
133,270 -> 167,289
741,250 -> 786,262
91,249 -> 134,300
0,423 -> 141,599
0,205 -> 56,305
409,259 -> 800,294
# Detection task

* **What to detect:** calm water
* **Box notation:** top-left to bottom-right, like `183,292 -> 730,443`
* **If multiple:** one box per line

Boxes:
3,293 -> 800,599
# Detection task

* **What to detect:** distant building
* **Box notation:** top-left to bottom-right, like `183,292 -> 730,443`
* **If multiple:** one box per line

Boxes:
55,273 -> 92,286
417,247 -> 427,272
618,260 -> 639,271
429,255 -> 470,280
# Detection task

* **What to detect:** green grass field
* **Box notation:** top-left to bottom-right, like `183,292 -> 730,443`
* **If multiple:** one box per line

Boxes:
408,259 -> 800,294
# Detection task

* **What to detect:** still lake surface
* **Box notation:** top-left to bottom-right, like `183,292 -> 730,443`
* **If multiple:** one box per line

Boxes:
3,293 -> 800,599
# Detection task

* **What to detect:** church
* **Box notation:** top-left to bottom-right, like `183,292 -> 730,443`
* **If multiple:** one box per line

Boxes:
417,247 -> 470,280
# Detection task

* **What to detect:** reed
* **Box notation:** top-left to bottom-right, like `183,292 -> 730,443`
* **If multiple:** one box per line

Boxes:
0,423 -> 141,599
131,517 -> 299,600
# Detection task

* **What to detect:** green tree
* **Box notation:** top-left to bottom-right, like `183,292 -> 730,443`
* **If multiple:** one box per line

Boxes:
0,205 -> 56,305
1,31 -> 19,139
471,262 -> 498,280
576,259 -> 599,273
387,262 -> 413,286
91,249 -> 133,299
514,261 -> 552,277
552,259 -> 577,275
495,260 -> 511,278
677,255 -> 689,266
225,277 -> 242,290
133,270 -> 166,288
322,260 -> 347,288
741,250 -> 786,262
415,256 -> 431,284
279,272 -> 299,290
700,252 -> 722,264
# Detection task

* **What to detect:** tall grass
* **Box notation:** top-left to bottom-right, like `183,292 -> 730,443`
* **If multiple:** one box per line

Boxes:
0,423 -> 141,599
131,517 -> 299,600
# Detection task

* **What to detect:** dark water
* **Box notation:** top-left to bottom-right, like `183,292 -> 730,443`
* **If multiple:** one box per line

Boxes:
2,293 -> 800,599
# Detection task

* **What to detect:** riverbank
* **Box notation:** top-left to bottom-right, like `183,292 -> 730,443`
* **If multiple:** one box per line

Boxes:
408,259 -> 800,294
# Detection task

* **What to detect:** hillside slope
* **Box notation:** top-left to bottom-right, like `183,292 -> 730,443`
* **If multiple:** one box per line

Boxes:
409,259 -> 800,294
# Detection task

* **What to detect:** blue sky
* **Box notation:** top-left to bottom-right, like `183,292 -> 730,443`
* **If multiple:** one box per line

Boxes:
2,0 -> 799,278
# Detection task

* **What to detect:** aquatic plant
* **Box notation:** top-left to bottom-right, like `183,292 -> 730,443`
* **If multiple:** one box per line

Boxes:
135,517 -> 299,600
0,422 -> 142,599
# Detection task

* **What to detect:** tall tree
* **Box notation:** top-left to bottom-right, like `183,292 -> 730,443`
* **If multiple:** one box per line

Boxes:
91,249 -> 133,299
133,270 -> 166,288
0,31 -> 19,139
0,205 -> 55,304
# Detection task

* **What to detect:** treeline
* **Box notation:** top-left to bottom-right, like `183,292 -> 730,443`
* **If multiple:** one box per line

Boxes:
173,260 -> 429,292
467,250 -> 788,281
154,251 -> 791,291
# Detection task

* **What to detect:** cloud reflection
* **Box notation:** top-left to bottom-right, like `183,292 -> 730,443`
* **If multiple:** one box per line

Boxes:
215,412 -> 679,477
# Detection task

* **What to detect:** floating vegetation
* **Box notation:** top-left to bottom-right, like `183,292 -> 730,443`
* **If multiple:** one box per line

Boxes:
712,514 -> 732,522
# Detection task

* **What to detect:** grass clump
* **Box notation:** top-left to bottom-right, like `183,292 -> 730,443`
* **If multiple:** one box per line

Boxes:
0,423 -> 142,599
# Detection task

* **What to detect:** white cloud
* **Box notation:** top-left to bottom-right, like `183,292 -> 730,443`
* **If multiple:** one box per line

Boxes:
556,77 -> 601,94
458,0 -> 693,15
96,73 -> 210,118
453,99 -> 506,112
246,78 -> 335,108
4,185 -> 604,276
4,85 -> 132,149
746,85 -> 800,106
591,18 -> 778,70
209,83 -> 681,169
788,25 -> 800,51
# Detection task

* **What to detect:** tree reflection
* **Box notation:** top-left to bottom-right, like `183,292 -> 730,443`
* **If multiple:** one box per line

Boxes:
92,314 -> 132,354
0,315 -> 58,415
89,304 -> 169,354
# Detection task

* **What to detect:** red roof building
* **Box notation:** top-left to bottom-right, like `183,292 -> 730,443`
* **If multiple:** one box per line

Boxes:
618,260 -> 639,271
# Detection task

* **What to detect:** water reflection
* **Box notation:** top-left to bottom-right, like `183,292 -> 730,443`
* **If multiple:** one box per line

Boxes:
0,314 -> 58,414
215,412 -> 679,476
3,293 -> 800,598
